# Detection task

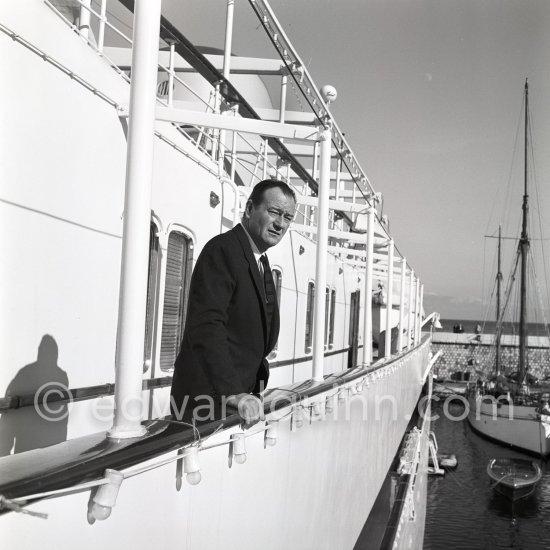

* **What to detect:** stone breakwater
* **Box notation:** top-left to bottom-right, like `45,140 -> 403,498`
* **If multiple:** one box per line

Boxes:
430,332 -> 550,380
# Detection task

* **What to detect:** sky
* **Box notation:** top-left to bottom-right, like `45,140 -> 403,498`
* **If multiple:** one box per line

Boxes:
165,0 -> 550,321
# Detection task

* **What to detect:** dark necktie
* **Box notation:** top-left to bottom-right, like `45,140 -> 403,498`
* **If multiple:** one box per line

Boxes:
260,254 -> 276,337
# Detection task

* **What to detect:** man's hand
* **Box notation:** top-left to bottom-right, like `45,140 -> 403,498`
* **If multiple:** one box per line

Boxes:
226,393 -> 264,428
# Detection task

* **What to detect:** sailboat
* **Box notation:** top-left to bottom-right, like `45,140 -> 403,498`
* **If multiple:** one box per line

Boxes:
467,80 -> 550,456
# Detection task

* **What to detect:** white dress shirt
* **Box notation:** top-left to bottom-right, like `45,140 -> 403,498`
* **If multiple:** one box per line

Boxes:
241,224 -> 267,275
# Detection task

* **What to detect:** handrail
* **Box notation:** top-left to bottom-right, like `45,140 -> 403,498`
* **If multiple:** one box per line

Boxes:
0,335 -> 430,412
0,377 -> 170,412
40,0 -> 416,280
248,0 -> 376,199
0,346 -> 356,412
0,340 -> 429,506
116,0 -> 355,229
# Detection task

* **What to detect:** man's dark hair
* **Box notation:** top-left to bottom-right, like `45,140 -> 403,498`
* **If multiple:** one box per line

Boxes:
248,179 -> 296,206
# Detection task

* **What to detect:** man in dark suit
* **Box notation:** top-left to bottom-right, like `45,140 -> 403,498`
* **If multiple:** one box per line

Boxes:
170,180 -> 296,426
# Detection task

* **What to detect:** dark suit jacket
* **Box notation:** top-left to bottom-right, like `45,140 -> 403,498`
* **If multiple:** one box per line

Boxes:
170,224 -> 279,414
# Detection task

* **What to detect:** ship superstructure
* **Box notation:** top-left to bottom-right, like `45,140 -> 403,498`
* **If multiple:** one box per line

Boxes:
0,1 -> 436,547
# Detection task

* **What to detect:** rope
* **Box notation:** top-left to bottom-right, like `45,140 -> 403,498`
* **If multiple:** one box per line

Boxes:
9,478 -> 109,504
0,496 -> 48,519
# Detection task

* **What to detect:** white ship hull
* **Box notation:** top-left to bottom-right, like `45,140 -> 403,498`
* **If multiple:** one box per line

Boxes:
2,344 -> 431,549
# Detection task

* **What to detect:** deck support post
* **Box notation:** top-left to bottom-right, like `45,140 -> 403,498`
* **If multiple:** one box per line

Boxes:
279,70 -> 288,125
384,239 -> 395,358
309,141 -> 320,225
167,42 -> 175,106
397,257 -> 406,351
222,0 -> 235,79
262,138 -> 268,179
98,0 -> 107,52
78,0 -> 91,42
109,0 -> 162,439
334,158 -> 342,229
407,270 -> 415,350
414,279 -> 421,347
417,283 -> 424,345
312,126 -> 332,382
362,207 -> 375,366
229,103 -> 239,182
218,0 -> 235,174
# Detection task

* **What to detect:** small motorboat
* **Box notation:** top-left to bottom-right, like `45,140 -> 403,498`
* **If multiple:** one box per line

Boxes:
487,458 -> 542,501
428,452 -> 458,470
433,379 -> 469,396
438,453 -> 458,469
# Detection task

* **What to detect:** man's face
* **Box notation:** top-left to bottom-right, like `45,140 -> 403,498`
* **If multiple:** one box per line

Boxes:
244,187 -> 296,252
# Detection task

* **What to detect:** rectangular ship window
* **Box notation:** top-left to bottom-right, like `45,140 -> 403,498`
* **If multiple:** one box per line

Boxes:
271,268 -> 282,354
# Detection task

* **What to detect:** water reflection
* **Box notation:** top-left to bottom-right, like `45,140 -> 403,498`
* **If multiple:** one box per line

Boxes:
487,491 -> 539,519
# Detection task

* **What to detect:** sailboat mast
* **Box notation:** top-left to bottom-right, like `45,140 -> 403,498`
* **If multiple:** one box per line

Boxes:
519,79 -> 530,383
496,225 -> 502,375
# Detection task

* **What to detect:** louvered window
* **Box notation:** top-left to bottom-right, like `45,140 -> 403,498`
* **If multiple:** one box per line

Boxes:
305,282 -> 315,353
349,290 -> 361,346
324,287 -> 330,346
144,224 -> 160,367
160,231 -> 192,371
329,289 -> 336,346
143,224 -> 160,370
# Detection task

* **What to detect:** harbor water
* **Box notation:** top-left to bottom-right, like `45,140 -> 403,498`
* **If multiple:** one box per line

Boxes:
424,399 -> 550,549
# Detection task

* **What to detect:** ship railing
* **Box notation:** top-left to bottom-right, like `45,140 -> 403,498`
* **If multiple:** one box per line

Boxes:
46,0 -> 133,66
45,0 -> 133,53
46,0 -> 227,161
247,0 -> 376,198
48,0 -> 375,225
0,339 -> 430,520
0,332 -> 429,415
390,398 -> 431,546
44,0 -> 136,105
40,0 -> 425,376
46,0 -> 399,264
45,0 -> 216,120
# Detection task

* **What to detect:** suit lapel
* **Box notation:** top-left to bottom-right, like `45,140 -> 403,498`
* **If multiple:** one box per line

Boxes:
234,224 -> 280,354
234,225 -> 268,322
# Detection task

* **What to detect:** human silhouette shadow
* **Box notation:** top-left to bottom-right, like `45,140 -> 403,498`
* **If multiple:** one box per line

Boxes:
0,335 -> 69,456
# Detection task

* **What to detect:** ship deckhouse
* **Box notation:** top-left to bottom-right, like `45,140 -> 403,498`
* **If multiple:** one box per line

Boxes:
0,1 -> 437,548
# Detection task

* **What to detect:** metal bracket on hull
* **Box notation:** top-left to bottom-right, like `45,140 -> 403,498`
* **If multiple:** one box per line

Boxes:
428,432 -> 445,476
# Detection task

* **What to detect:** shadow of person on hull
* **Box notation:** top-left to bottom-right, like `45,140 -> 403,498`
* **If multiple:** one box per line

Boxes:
0,335 -> 69,457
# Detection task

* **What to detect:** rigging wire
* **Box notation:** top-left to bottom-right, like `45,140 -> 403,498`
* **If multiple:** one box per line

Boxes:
481,232 -> 499,331
500,248 -> 521,334
484,89 -> 525,240
481,235 -> 487,324
527,109 -> 550,328
490,93 -> 550,362
528,253 -> 550,339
